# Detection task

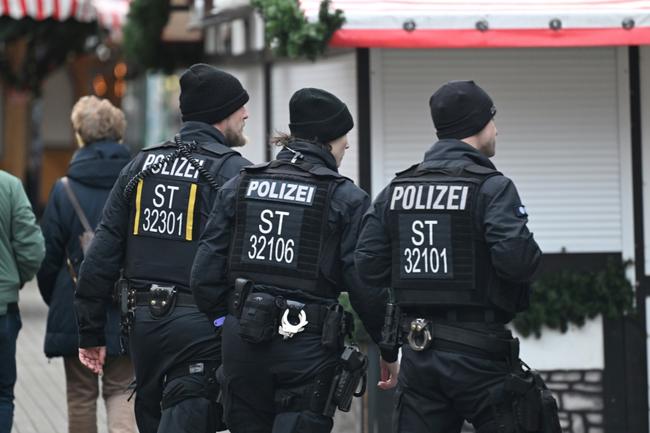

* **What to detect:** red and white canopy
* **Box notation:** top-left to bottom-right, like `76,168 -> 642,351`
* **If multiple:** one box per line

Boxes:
0,0 -> 129,37
0,0 -> 97,22
299,0 -> 650,48
93,0 -> 129,35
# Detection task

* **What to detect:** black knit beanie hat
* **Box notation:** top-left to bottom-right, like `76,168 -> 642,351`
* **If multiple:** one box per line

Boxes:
179,63 -> 249,124
429,80 -> 496,140
289,88 -> 354,144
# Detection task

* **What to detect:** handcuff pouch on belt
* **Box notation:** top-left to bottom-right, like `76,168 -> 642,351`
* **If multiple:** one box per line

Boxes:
502,363 -> 562,433
148,284 -> 177,318
238,292 -> 280,343
323,345 -> 368,417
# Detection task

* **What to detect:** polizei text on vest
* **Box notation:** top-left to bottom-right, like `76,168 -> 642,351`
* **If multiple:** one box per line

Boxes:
390,184 -> 469,211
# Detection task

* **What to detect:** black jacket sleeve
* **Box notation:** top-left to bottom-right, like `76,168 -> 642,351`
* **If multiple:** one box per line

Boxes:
354,186 -> 393,288
74,163 -> 132,348
190,177 -> 239,323
337,185 -> 396,362
480,176 -> 542,283
217,154 -> 251,184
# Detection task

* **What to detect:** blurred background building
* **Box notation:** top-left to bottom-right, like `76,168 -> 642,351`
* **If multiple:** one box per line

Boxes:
3,1 -> 650,432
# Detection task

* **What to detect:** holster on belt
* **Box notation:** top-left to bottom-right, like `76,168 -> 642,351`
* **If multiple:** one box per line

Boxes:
503,364 -> 562,433
323,345 -> 368,417
115,277 -> 135,355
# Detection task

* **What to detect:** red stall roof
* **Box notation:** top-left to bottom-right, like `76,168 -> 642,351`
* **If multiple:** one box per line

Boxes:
0,0 -> 129,38
299,0 -> 650,48
0,0 -> 97,22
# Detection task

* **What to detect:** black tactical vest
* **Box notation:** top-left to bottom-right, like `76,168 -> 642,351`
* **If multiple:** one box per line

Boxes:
388,163 -> 519,312
124,140 -> 237,293
228,160 -> 343,297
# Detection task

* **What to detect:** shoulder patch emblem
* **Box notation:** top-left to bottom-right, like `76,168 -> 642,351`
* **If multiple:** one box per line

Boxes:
514,205 -> 528,218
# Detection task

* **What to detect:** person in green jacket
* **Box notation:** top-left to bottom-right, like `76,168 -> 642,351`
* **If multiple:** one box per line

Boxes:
0,170 -> 45,433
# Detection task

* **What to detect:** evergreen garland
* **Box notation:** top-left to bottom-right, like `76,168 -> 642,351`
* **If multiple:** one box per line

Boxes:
0,17 -> 96,94
252,0 -> 345,60
513,258 -> 635,338
122,0 -> 170,71
122,0 -> 203,73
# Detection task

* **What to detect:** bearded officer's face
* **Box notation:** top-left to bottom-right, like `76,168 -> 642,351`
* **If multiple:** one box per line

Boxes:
477,119 -> 497,158
221,105 -> 249,148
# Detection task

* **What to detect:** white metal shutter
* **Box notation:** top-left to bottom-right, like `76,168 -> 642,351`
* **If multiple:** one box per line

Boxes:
372,48 -> 623,254
271,53 -> 359,183
221,65 -> 267,164
641,47 -> 650,275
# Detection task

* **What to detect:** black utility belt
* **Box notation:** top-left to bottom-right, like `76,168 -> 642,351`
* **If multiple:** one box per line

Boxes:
163,360 -> 220,387
134,291 -> 196,307
399,318 -> 517,357
131,284 -> 196,318
420,308 -> 511,324
380,302 -> 519,362
228,280 -> 352,347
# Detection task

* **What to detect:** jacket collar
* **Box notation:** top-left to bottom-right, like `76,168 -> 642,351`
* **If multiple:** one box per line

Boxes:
422,139 -> 496,170
67,140 -> 131,188
276,139 -> 339,172
179,121 -> 234,155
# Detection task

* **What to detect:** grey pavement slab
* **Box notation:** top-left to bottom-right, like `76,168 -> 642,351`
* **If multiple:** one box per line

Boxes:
11,280 -> 107,433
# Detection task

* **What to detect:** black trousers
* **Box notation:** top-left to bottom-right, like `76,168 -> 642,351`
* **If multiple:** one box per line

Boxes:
221,314 -> 339,433
394,325 -> 515,433
129,305 -> 222,433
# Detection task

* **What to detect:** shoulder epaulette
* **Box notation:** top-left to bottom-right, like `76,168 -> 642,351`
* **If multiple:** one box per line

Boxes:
243,162 -> 272,172
199,141 -> 240,157
395,163 -> 420,177
463,164 -> 501,176
142,140 -> 175,151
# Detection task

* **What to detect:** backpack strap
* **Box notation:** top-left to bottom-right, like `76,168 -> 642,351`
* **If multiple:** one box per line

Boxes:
61,177 -> 93,233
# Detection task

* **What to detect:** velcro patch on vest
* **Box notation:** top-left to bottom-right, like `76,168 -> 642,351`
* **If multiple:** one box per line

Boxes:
131,178 -> 200,242
240,202 -> 302,269
398,213 -> 454,279
245,179 -> 316,206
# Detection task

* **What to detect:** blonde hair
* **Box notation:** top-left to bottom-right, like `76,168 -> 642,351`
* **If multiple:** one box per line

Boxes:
70,96 -> 126,146
270,132 -> 331,151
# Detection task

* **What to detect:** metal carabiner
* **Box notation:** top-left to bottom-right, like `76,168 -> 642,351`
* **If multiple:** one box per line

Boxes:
278,308 -> 309,339
407,318 -> 432,351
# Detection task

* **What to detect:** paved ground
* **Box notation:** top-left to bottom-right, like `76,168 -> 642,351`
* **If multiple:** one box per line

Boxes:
10,280 -> 360,433
12,280 -> 108,433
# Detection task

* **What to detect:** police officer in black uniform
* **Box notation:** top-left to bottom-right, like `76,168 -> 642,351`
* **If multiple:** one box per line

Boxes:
74,64 -> 253,433
190,88 -> 395,433
355,81 -> 559,433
